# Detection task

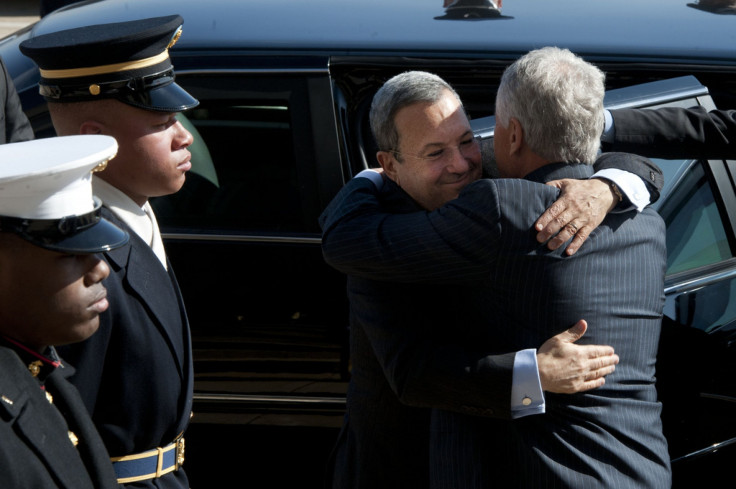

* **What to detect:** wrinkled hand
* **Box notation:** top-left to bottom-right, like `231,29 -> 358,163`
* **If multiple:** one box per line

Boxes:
537,320 -> 618,394
534,178 -> 617,256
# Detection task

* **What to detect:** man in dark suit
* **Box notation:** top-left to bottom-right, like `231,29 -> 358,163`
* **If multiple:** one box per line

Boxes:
603,106 -> 736,159
20,16 -> 198,488
0,135 -> 128,489
321,48 -> 671,487
0,57 -> 33,143
326,178 -> 620,489
322,66 -> 664,487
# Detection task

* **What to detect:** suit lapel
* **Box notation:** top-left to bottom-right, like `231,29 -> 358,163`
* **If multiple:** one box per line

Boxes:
104,211 -> 187,377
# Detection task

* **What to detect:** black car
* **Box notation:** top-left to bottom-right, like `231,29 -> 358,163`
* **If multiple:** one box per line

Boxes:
2,0 -> 735,486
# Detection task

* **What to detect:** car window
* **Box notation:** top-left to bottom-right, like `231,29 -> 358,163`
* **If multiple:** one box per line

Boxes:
150,75 -> 322,234
654,160 -> 733,275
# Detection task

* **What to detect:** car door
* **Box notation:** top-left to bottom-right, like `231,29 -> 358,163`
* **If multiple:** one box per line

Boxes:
470,76 -> 736,485
149,57 -> 350,427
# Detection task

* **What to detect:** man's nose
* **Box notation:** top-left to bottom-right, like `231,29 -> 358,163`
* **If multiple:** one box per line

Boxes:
85,255 -> 110,285
445,146 -> 472,173
174,120 -> 194,149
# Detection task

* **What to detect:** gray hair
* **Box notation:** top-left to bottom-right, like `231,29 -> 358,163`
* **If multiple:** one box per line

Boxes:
370,71 -> 462,155
495,47 -> 605,164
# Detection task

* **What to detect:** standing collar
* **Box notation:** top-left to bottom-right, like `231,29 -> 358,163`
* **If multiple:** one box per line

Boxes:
0,335 -> 61,383
523,162 -> 594,184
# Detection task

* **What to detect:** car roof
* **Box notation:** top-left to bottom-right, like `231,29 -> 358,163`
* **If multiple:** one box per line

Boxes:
19,0 -> 736,66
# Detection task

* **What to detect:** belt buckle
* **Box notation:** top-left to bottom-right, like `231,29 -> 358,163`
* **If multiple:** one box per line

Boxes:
175,437 -> 186,470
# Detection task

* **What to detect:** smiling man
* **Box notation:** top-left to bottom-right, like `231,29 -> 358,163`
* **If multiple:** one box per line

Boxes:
20,15 -> 198,489
320,68 -> 665,488
376,83 -> 482,210
321,50 -> 670,488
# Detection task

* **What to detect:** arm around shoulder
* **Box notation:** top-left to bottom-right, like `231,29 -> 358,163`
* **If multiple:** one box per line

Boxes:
319,177 -> 503,284
606,106 -> 736,160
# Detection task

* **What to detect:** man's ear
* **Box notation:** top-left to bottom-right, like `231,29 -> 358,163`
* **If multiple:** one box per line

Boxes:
79,120 -> 104,135
377,151 -> 399,184
508,117 -> 523,155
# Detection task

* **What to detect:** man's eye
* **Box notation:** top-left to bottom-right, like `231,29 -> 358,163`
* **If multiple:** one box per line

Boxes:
157,118 -> 176,129
460,138 -> 474,146
426,149 -> 444,159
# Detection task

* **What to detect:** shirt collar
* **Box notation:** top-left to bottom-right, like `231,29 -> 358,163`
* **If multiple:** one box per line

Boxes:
523,162 -> 594,184
93,174 -> 154,244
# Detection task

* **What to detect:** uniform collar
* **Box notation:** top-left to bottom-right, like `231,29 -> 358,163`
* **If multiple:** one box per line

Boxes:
0,335 -> 61,384
93,175 -> 168,269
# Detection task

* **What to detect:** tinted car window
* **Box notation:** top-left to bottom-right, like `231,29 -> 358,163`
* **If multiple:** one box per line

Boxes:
151,74 -> 323,234
655,160 -> 733,275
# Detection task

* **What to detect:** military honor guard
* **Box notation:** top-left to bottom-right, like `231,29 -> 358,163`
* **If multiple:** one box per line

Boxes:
20,15 -> 198,488
0,135 -> 127,489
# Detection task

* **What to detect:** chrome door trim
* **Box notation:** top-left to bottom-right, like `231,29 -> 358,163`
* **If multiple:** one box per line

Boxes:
162,232 -> 322,245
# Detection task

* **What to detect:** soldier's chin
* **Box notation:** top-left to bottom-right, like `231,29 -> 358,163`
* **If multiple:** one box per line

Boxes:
60,318 -> 101,346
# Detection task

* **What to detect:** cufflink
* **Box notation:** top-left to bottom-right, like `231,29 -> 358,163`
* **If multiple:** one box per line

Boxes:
610,181 -> 624,203
522,396 -> 532,406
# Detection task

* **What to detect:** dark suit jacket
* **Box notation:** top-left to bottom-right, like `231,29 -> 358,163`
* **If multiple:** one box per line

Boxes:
57,208 -> 194,489
0,347 -> 119,489
607,106 -> 736,159
0,58 -> 33,144
327,180 -> 515,489
321,155 -> 671,488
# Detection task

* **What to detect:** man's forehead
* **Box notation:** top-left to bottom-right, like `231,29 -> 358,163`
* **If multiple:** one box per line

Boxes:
396,98 -> 472,147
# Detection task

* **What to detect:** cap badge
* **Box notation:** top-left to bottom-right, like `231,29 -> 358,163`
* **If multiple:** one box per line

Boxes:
93,158 -> 112,173
167,26 -> 182,49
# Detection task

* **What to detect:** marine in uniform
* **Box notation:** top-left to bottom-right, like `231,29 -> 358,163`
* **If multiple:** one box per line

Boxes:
20,15 -> 198,488
0,135 -> 128,489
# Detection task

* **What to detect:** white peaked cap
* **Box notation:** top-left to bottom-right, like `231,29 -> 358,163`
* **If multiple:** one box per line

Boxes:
0,135 -> 129,253
0,135 -> 117,219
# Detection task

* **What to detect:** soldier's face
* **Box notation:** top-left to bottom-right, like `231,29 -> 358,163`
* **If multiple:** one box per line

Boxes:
378,90 -> 482,210
0,235 -> 110,353
94,101 -> 194,206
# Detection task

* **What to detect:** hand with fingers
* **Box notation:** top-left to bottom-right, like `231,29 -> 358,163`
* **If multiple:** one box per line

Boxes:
534,178 -> 620,256
537,320 -> 619,394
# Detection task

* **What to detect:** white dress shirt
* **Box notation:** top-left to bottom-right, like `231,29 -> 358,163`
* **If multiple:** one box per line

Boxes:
93,176 -> 168,270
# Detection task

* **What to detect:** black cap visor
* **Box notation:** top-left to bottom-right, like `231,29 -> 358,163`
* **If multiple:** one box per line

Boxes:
40,68 -> 199,113
117,80 -> 199,113
0,201 -> 129,254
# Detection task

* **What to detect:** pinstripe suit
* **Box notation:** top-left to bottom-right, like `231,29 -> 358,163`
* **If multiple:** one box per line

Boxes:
606,106 -> 736,159
328,179 -> 515,489
321,155 -> 671,488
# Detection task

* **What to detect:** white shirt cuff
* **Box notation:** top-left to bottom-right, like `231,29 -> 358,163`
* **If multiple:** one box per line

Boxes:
601,109 -> 614,143
354,169 -> 384,190
591,168 -> 650,212
510,348 -> 545,419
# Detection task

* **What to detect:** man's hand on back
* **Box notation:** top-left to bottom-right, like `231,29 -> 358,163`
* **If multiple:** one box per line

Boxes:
537,320 -> 619,394
534,178 -> 618,255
